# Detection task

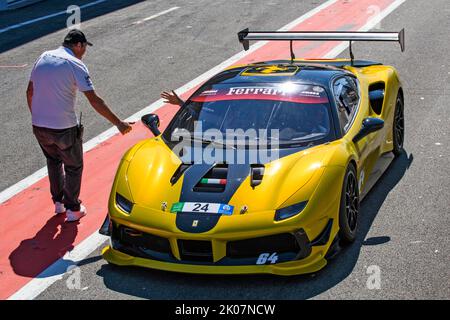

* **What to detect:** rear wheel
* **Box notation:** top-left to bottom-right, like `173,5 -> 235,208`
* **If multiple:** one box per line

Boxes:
338,164 -> 359,244
393,94 -> 405,157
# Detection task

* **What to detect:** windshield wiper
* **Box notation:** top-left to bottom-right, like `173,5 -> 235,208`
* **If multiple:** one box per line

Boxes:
291,132 -> 325,141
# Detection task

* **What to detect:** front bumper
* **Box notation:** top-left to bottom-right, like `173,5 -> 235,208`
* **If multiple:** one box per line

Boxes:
102,245 -> 327,276
101,218 -> 334,276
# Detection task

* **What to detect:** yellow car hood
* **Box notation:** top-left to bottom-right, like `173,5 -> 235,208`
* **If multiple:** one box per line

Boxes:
121,138 -> 335,214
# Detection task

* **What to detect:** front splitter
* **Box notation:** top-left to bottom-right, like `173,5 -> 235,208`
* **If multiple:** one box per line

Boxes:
102,246 -> 327,276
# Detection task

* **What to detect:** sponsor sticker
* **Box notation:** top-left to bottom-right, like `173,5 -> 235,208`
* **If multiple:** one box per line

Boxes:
191,83 -> 329,104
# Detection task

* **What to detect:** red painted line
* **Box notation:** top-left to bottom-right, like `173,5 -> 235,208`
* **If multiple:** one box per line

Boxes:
0,0 -> 396,299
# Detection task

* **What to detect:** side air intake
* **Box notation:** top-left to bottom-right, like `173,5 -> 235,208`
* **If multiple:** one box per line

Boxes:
171,163 -> 192,185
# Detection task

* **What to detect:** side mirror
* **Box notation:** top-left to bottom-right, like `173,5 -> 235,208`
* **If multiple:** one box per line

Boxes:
141,113 -> 161,136
352,118 -> 384,143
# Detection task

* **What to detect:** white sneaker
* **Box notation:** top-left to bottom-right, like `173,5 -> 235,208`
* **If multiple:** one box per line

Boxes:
55,201 -> 66,214
66,205 -> 87,222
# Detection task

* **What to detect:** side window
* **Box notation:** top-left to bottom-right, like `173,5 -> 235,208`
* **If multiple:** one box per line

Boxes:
333,76 -> 360,133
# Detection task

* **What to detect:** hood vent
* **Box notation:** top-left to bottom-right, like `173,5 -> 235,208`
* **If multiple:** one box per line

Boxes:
193,164 -> 228,193
171,163 -> 192,185
250,164 -> 265,188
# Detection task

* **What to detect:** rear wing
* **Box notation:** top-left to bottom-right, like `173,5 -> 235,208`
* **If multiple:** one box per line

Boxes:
238,29 -> 405,64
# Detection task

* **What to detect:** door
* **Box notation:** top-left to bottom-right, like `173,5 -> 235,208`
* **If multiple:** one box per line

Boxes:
333,76 -> 381,194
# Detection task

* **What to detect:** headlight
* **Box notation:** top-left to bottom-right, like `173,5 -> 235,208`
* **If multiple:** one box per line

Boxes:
116,193 -> 133,214
274,201 -> 307,221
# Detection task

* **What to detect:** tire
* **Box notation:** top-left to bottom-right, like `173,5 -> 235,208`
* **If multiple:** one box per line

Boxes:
393,93 -> 405,157
338,163 -> 360,244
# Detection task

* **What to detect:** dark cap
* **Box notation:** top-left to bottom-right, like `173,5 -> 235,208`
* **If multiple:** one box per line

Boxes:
63,29 -> 93,46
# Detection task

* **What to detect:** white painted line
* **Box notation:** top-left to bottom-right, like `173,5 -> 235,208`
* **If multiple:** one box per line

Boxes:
6,0 -> 407,300
0,167 -> 48,204
8,233 -> 108,300
0,0 -> 107,34
0,64 -> 28,68
132,6 -> 180,25
0,0 -> 339,205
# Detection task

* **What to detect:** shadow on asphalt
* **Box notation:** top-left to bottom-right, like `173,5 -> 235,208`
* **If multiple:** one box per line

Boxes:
94,151 -> 413,299
8,212 -> 103,279
0,0 -> 146,54
9,214 -> 78,278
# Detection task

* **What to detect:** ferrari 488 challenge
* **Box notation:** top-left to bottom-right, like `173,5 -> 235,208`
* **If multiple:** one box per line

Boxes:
100,29 -> 405,275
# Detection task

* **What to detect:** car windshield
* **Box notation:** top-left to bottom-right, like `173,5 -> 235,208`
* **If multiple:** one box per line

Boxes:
163,82 -> 332,148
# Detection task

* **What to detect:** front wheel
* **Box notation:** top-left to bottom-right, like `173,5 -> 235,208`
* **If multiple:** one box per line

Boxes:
393,94 -> 405,157
338,164 -> 360,244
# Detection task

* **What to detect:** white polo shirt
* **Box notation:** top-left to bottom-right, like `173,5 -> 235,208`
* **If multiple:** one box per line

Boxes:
30,46 -> 94,129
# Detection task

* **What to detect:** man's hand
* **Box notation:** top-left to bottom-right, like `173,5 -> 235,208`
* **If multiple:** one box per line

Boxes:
84,90 -> 134,135
161,90 -> 184,106
116,121 -> 134,135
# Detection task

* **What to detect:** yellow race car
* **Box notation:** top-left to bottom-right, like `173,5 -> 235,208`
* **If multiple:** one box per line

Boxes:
100,29 -> 405,275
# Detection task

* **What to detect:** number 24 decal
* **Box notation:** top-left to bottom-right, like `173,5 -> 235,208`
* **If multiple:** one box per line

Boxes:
256,252 -> 278,265
192,203 -> 209,212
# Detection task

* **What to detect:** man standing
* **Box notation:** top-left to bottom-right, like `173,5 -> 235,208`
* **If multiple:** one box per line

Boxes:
26,29 -> 133,222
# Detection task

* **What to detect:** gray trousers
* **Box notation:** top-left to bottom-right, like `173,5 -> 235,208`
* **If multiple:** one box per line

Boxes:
33,125 -> 83,211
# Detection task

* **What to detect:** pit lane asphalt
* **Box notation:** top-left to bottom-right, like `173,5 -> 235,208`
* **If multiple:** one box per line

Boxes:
1,0 -> 448,299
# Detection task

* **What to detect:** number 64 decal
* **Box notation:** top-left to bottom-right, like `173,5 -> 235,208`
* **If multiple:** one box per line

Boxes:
256,252 -> 278,265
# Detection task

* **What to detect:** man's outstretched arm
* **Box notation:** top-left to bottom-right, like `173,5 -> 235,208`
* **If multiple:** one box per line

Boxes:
83,90 -> 133,135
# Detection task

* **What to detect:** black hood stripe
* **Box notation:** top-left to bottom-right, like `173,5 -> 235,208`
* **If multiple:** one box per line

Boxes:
175,146 -> 309,233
